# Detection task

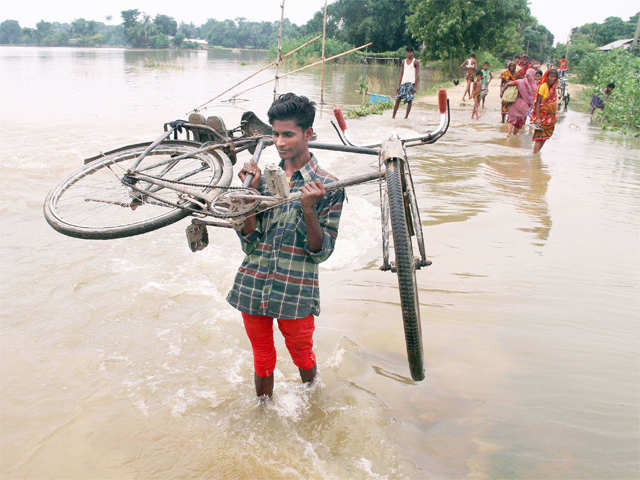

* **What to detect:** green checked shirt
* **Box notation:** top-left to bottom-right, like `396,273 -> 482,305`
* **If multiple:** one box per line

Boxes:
226,154 -> 344,320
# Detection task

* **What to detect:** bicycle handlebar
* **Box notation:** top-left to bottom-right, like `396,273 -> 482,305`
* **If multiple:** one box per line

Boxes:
330,88 -> 450,148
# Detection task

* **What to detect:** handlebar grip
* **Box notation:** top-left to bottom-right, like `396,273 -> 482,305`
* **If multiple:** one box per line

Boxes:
438,89 -> 447,114
333,108 -> 347,131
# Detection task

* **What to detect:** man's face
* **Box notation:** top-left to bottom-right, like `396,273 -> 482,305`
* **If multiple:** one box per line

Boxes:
272,119 -> 312,162
406,50 -> 414,59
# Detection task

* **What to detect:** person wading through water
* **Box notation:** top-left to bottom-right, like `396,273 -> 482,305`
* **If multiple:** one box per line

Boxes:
530,69 -> 559,153
227,93 -> 345,399
460,53 -> 478,102
392,46 -> 420,119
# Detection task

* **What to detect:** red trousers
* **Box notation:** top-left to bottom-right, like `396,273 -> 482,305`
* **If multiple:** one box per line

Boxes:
241,312 -> 316,377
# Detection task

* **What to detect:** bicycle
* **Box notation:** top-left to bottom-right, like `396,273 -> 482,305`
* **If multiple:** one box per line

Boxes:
557,77 -> 570,112
43,89 -> 451,382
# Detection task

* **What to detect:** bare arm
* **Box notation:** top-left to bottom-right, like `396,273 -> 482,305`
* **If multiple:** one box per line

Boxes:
238,161 -> 261,235
413,59 -> 420,91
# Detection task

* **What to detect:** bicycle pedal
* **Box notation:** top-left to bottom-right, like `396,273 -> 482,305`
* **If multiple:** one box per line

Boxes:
379,263 -> 392,271
185,221 -> 209,252
415,258 -> 432,269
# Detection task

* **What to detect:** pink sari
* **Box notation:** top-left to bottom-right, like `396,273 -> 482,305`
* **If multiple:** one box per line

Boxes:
508,69 -> 537,129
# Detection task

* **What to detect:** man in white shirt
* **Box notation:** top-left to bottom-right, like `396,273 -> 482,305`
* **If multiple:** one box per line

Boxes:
392,46 -> 420,119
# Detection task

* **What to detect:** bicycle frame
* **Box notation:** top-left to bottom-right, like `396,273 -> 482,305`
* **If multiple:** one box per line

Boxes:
124,89 -> 450,236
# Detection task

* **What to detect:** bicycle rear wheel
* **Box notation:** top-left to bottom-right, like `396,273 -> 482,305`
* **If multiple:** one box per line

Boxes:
385,158 -> 425,381
44,141 -> 233,239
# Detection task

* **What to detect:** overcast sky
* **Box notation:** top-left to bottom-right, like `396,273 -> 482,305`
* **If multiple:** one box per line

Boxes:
3,1 -> 638,46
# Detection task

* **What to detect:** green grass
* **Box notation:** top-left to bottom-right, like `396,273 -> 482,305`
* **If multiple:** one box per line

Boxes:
345,100 -> 394,119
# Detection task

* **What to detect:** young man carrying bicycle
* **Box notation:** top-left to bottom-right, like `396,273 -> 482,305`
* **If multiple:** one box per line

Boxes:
226,93 -> 345,398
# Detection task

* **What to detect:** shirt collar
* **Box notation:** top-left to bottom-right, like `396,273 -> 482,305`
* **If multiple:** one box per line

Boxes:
280,153 -> 318,184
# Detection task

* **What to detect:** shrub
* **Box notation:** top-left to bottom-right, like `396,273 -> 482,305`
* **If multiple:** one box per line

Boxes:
345,100 -> 393,118
591,49 -> 640,133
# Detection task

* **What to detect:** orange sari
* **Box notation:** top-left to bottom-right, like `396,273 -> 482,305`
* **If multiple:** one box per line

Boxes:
530,80 -> 557,142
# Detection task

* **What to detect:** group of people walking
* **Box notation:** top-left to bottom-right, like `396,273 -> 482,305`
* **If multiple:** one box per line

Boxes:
499,55 -> 559,153
461,52 -> 564,153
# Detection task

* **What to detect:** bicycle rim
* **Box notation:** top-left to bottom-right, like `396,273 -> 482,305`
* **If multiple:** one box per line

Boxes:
386,158 -> 425,381
44,141 -> 233,239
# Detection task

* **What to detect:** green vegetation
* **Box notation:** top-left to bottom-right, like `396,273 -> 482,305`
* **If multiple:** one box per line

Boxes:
0,18 -> 124,46
298,0 -> 410,53
545,13 -> 640,134
586,50 -> 640,134
405,0 -> 554,74
345,100 -> 394,119
552,12 -> 639,72
271,35 -> 355,65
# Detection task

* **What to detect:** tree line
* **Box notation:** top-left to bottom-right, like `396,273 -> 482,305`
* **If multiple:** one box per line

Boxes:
1,2 -> 637,65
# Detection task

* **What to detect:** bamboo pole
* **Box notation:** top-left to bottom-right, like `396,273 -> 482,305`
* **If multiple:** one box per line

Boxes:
189,34 -> 321,113
320,0 -> 328,105
274,0 -> 286,102
231,42 -> 373,99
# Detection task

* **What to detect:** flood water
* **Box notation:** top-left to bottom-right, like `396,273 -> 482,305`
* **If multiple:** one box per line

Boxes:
1,47 -> 639,479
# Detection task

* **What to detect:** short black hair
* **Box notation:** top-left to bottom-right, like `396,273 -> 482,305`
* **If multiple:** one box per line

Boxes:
470,53 -> 476,58
268,93 -> 316,130
483,61 -> 489,66
475,70 -> 483,77
606,82 -> 615,89
536,69 -> 543,76
406,46 -> 414,52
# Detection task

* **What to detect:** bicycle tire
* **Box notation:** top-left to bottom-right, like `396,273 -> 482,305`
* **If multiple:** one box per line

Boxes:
44,141 -> 233,239
386,158 -> 425,381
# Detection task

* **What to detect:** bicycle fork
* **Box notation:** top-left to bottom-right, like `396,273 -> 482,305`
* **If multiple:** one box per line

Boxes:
378,138 -> 430,272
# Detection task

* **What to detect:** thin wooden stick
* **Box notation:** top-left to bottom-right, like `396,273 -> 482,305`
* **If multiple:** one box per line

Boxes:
274,0 -> 286,101
320,0 -> 328,105
231,42 -> 373,99
189,32 -> 320,113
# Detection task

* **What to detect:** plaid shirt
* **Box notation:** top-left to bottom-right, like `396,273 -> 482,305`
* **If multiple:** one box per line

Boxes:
226,154 -> 344,320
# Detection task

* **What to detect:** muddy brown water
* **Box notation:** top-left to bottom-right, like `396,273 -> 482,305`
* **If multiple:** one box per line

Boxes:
1,47 -> 639,479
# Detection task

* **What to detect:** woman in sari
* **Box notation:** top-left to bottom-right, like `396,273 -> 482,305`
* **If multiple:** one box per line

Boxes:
500,62 -> 517,123
503,69 -> 538,137
530,69 -> 558,153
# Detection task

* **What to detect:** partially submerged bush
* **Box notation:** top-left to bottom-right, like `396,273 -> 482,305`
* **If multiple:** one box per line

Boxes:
345,100 -> 393,118
590,50 -> 640,133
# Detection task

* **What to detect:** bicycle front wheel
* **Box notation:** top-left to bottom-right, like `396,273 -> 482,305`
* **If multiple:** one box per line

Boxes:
386,158 -> 425,381
44,141 -> 233,239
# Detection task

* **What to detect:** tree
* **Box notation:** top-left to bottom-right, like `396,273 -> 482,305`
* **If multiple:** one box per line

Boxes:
523,22 -> 554,61
172,32 -> 185,47
177,22 -> 199,39
406,0 -> 534,62
0,20 -> 21,44
154,14 -> 177,36
572,13 -> 639,47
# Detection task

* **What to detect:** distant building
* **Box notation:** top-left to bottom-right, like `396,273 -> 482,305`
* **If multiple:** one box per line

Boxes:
185,38 -> 208,47
598,38 -> 633,51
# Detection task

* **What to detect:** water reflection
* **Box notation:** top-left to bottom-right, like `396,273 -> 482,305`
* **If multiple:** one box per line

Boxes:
485,155 -> 551,244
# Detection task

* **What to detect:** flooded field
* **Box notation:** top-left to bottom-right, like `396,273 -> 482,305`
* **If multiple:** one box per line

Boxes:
1,47 -> 639,479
